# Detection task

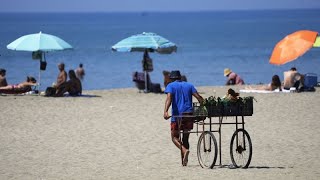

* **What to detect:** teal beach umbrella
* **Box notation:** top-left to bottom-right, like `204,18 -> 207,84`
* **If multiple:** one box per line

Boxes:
112,32 -> 177,92
7,31 -> 73,51
7,31 -> 73,92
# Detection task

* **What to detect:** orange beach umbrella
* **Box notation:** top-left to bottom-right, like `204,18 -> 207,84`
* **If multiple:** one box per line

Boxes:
269,30 -> 318,65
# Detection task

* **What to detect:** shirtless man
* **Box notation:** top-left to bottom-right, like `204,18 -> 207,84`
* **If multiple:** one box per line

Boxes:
75,63 -> 85,80
283,67 -> 304,90
54,63 -> 67,88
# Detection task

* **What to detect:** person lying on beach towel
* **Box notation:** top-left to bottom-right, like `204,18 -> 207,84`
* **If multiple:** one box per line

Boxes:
245,75 -> 282,91
55,70 -> 82,97
0,76 -> 37,94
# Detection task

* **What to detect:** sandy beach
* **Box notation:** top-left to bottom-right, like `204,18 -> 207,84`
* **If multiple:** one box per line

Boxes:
1,86 -> 320,179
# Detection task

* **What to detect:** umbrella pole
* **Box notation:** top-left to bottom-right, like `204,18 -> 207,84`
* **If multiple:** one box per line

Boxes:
39,68 -> 41,93
38,53 -> 42,95
38,51 -> 45,95
144,71 -> 148,93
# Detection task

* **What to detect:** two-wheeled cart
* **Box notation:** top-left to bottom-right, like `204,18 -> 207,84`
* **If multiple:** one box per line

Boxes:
174,98 -> 254,168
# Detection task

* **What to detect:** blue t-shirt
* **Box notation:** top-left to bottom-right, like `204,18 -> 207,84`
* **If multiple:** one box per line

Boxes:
164,80 -> 197,122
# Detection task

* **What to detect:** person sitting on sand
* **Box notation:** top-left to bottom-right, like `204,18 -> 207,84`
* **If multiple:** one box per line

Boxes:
224,68 -> 244,85
224,88 -> 240,101
283,67 -> 304,91
163,70 -> 188,88
55,70 -> 82,97
0,68 -> 8,87
246,75 -> 282,91
0,76 -> 37,91
163,70 -> 204,166
54,63 -> 67,88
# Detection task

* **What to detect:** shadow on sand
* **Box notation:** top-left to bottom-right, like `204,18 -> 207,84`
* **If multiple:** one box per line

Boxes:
43,94 -> 102,98
78,94 -> 102,98
186,164 -> 288,169
217,164 -> 288,169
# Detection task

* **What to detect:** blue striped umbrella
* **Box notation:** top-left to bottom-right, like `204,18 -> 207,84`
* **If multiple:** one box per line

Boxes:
112,32 -> 177,92
111,32 -> 177,54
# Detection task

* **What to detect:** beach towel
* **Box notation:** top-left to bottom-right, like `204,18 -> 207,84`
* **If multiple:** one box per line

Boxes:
240,89 -> 292,93
0,86 -> 32,95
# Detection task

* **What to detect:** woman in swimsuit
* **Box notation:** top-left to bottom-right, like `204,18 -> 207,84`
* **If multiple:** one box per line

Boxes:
245,75 -> 282,91
0,76 -> 37,90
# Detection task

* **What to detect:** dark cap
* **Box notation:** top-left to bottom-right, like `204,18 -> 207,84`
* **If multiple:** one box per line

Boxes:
169,70 -> 182,79
0,68 -> 6,74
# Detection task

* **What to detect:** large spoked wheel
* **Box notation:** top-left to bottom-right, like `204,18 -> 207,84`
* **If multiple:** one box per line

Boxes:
230,129 -> 252,168
197,131 -> 218,168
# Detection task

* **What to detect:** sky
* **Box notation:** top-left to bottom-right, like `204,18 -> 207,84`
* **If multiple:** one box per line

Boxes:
1,0 -> 320,12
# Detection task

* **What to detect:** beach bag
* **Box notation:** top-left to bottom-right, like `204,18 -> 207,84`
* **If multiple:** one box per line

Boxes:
142,57 -> 153,72
45,87 -> 56,97
304,73 -> 317,91
150,83 -> 162,93
40,60 -> 47,71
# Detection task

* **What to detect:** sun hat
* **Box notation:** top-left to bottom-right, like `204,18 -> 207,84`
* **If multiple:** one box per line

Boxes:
224,68 -> 232,76
169,70 -> 182,79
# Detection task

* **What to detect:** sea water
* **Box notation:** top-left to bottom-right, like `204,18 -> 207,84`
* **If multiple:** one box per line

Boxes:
0,10 -> 319,90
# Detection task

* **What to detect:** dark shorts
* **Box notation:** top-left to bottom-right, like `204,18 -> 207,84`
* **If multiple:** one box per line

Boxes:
171,120 -> 194,131
171,112 -> 195,131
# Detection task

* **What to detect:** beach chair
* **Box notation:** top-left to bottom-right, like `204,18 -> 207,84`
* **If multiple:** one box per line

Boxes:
132,71 -> 162,93
132,71 -> 151,92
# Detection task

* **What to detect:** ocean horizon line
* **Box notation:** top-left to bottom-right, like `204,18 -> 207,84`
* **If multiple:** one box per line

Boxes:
1,8 -> 320,14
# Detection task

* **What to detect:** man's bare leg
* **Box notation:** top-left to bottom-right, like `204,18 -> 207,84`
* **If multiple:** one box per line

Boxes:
171,130 -> 188,154
171,130 -> 190,166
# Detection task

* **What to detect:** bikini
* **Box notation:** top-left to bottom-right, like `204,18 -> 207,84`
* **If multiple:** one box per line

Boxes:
11,84 -> 20,90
